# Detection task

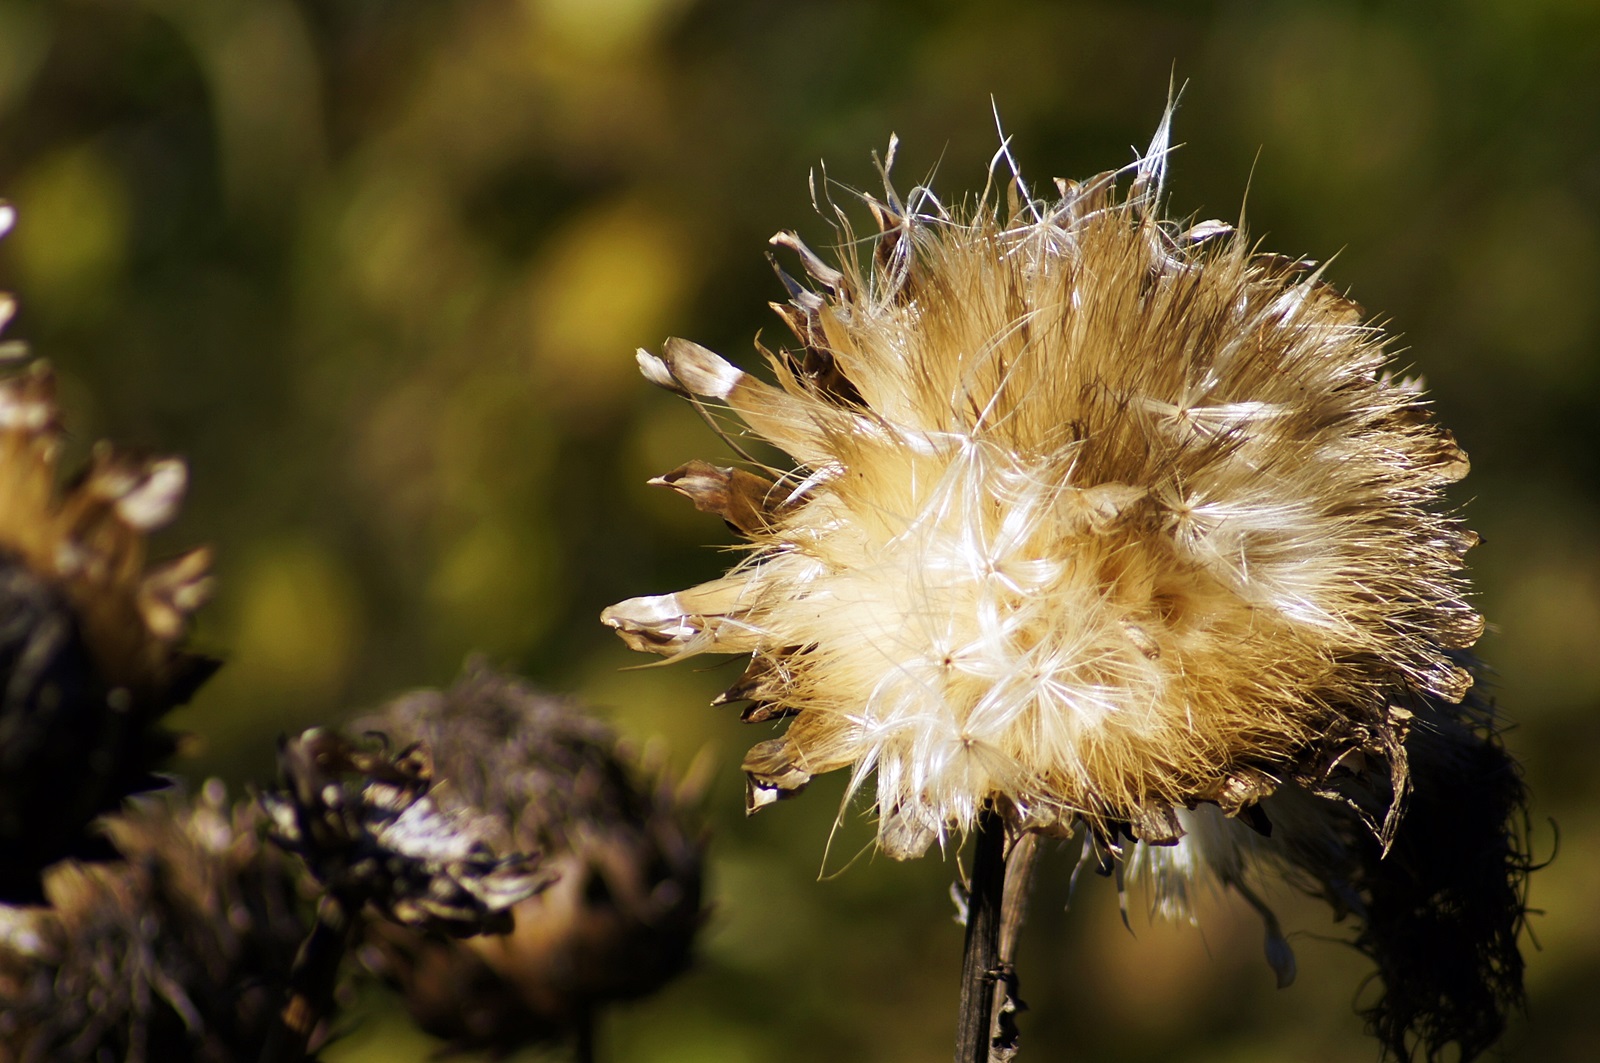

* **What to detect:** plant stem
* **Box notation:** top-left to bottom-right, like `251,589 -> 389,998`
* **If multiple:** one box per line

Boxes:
956,805 -> 1008,1063
990,833 -> 1039,1060
260,893 -> 357,1063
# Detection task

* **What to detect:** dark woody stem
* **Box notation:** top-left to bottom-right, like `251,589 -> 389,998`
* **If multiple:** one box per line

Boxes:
575,1009 -> 598,1063
955,805 -> 1009,1063
992,832 -> 1040,1057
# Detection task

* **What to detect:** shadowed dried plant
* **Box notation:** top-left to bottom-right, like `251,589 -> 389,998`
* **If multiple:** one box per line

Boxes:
355,663 -> 708,1059
0,204 -> 218,903
0,197 -> 711,1061
0,782 -> 313,1063
602,106 -> 1531,1061
0,672 -> 704,1063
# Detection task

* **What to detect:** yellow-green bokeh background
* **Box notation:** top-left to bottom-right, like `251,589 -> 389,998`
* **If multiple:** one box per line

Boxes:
2,0 -> 1595,1059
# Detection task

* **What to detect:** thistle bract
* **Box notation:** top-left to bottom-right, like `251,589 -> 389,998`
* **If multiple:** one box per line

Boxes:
0,783 -> 313,1062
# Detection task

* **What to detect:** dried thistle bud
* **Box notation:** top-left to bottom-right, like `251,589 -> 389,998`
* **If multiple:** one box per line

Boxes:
262,727 -> 551,937
0,206 -> 218,902
0,781 -> 314,1062
602,111 -> 1528,1058
356,663 -> 707,1055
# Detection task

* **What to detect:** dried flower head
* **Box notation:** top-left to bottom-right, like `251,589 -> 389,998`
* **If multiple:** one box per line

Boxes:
263,726 -> 551,937
0,781 -> 313,1062
356,663 -> 707,1056
0,205 -> 218,901
603,113 -> 1530,1058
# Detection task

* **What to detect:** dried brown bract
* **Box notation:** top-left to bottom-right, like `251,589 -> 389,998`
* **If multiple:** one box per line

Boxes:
0,782 -> 312,1063
0,205 -> 218,902
356,663 -> 708,1056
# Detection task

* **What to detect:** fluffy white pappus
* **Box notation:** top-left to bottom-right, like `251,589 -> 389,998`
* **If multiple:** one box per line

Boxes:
602,116 -> 1481,871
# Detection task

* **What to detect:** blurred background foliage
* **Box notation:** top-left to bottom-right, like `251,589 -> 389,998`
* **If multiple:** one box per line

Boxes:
1,0 -> 1596,1059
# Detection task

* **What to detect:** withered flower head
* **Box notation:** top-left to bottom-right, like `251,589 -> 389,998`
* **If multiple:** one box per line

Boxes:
0,205 -> 218,902
356,663 -> 707,1056
0,781 -> 313,1062
262,726 -> 551,937
602,113 -> 1529,1058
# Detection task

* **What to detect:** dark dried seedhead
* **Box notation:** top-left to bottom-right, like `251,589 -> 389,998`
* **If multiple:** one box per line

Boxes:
1358,724 -> 1532,1062
0,781 -> 313,1062
1255,675 -> 1534,1063
263,726 -> 551,938
356,662 -> 709,1056
0,230 -> 218,901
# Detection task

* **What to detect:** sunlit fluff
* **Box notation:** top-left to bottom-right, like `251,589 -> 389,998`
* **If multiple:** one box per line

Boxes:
602,114 -> 1481,863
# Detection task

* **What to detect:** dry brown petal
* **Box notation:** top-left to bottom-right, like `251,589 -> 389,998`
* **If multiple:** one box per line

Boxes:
649,460 -> 779,535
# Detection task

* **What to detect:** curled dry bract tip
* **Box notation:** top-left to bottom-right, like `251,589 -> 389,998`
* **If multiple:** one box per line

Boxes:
262,726 -> 551,938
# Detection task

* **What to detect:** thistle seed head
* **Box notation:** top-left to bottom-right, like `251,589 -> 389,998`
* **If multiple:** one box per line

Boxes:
603,117 -> 1481,863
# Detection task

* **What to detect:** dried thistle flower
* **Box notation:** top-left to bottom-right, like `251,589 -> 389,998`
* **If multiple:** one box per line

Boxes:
0,205 -> 218,902
0,781 -> 313,1062
602,111 -> 1529,1058
263,726 -> 551,937
356,663 -> 707,1056
603,113 -> 1477,854
1354,723 -> 1530,1061
1121,679 -> 1531,1060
